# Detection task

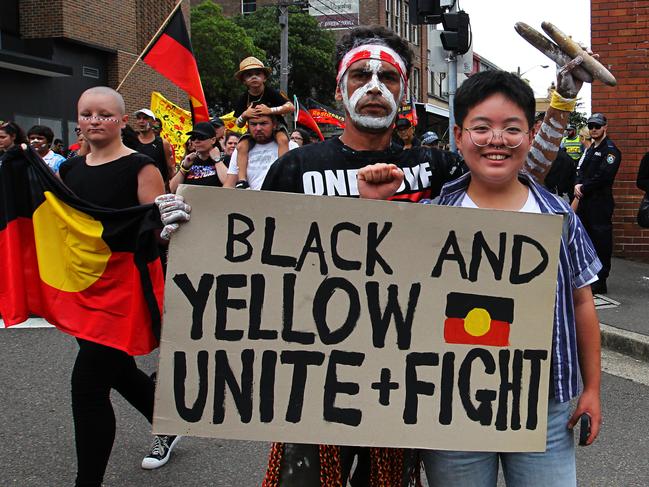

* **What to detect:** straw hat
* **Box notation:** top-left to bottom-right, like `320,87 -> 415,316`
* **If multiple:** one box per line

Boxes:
235,56 -> 272,81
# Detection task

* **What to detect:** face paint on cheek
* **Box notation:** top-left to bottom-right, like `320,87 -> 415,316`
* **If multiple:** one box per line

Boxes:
341,63 -> 403,131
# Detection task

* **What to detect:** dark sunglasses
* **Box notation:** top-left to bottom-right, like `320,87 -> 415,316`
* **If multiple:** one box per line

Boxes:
190,134 -> 211,141
587,123 -> 602,130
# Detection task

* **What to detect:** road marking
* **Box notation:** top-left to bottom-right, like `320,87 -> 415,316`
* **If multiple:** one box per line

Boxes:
0,318 -> 54,329
602,349 -> 649,387
594,294 -> 620,310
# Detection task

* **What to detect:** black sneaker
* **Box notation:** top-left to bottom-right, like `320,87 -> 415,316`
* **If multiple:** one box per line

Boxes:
235,180 -> 250,189
141,435 -> 181,470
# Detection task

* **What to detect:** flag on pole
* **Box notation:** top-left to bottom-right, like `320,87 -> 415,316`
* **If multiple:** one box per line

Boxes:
306,98 -> 345,129
220,111 -> 248,135
142,7 -> 210,122
397,99 -> 418,126
150,91 -> 192,165
0,148 -> 165,355
294,96 -> 324,141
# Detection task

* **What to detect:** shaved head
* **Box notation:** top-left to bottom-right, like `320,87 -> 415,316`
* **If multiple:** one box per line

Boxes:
79,86 -> 126,115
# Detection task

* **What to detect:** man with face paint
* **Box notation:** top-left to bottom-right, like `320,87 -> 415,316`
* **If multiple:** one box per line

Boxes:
259,26 -> 463,487
262,27 -> 464,203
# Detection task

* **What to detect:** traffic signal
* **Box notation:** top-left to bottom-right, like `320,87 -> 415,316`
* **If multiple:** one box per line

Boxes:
409,0 -> 443,25
440,11 -> 471,54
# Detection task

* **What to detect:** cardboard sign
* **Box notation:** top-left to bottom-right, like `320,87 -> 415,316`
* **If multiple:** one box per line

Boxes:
153,186 -> 563,452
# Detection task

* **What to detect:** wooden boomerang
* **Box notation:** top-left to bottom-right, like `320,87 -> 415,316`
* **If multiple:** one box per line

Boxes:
514,21 -> 617,87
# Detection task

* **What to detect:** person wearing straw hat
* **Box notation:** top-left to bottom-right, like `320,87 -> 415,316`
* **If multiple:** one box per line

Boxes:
231,56 -> 294,189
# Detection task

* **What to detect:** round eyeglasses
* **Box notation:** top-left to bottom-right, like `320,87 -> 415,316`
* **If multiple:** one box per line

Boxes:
463,125 -> 529,149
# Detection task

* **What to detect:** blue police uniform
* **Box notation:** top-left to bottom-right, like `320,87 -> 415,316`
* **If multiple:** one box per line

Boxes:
575,136 -> 621,286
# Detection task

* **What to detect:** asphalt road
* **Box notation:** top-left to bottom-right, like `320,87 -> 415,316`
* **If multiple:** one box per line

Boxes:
3,327 -> 649,487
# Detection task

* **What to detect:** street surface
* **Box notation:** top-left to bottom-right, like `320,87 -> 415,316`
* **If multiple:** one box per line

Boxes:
2,324 -> 649,486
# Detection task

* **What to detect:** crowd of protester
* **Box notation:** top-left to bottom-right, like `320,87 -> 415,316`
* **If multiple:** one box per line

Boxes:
0,21 -> 639,487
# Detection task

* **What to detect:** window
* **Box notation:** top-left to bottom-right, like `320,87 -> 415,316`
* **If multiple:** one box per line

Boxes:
385,0 -> 392,28
394,0 -> 401,35
411,24 -> 419,45
404,2 -> 410,42
412,67 -> 420,101
242,0 -> 256,15
15,115 -> 63,143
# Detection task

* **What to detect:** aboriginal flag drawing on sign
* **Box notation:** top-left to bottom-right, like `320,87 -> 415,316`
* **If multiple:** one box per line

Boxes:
0,147 -> 164,355
444,292 -> 514,347
142,7 -> 210,122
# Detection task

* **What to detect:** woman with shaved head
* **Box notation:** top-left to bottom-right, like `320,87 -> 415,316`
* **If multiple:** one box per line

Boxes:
57,86 -> 179,486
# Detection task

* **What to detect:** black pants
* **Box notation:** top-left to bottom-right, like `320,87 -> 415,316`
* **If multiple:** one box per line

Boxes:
71,339 -> 154,487
577,196 -> 614,280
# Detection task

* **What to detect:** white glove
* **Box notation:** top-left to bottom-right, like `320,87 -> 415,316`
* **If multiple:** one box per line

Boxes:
155,194 -> 191,241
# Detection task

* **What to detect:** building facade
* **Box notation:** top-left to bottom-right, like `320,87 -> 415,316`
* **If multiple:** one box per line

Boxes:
591,0 -> 649,260
0,0 -> 190,147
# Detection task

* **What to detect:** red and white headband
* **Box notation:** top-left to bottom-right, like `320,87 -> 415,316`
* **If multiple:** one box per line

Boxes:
336,44 -> 408,86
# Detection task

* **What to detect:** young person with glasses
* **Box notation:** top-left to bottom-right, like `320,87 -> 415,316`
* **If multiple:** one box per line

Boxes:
169,121 -> 229,191
357,69 -> 602,487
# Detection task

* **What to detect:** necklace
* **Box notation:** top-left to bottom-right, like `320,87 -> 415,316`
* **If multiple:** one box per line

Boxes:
247,88 -> 264,105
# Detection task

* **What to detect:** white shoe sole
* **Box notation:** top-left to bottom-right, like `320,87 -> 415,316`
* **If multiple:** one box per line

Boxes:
141,436 -> 182,470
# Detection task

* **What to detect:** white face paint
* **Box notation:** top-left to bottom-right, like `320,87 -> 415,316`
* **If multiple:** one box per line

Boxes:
340,59 -> 404,131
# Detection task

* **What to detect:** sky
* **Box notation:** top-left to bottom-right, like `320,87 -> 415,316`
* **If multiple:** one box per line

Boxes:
457,0 -> 592,113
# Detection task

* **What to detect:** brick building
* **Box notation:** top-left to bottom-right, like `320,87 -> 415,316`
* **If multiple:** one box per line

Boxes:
591,0 -> 649,260
0,0 -> 190,147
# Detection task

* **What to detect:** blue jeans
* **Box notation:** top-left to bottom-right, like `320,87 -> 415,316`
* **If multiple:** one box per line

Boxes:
422,398 -> 576,487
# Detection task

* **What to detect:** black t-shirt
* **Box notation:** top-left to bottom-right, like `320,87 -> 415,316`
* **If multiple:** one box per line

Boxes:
233,86 -> 289,127
184,155 -> 224,187
136,135 -> 169,183
59,152 -> 154,209
233,86 -> 289,117
261,136 -> 465,201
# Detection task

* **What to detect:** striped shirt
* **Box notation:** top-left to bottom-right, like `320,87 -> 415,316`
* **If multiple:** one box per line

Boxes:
435,172 -> 602,402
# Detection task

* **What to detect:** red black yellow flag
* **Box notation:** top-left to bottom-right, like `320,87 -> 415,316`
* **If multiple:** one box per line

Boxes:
306,98 -> 345,129
142,6 -> 210,123
0,147 -> 164,355
295,96 -> 325,141
444,292 -> 514,347
397,99 -> 418,127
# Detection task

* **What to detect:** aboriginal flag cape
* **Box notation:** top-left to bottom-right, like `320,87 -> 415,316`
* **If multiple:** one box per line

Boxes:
0,147 -> 164,356
142,7 -> 210,122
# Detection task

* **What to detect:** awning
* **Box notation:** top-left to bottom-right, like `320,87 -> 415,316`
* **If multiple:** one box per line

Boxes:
421,102 -> 449,118
0,49 -> 72,77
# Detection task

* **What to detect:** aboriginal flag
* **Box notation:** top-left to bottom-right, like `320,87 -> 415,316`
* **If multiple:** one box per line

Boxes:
0,147 -> 164,356
305,98 -> 345,129
295,96 -> 324,141
444,292 -> 514,347
142,7 -> 210,122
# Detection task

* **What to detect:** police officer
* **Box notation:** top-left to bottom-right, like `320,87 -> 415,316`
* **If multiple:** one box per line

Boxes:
574,113 -> 621,294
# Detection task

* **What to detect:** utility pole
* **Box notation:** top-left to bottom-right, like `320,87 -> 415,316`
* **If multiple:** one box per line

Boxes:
279,0 -> 289,94
446,2 -> 458,152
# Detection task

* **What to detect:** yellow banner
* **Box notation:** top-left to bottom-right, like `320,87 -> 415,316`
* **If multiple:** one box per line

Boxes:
220,111 -> 248,134
150,92 -> 192,165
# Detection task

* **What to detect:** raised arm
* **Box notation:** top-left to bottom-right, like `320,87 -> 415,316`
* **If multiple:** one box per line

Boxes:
526,58 -> 586,183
